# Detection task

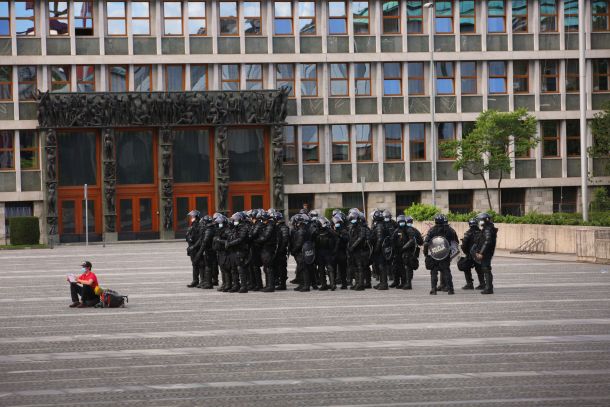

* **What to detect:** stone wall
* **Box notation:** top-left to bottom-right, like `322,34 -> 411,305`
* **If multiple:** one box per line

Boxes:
367,192 -> 397,214
421,190 -> 448,213
314,193 -> 342,213
473,189 -> 499,212
525,188 -> 554,214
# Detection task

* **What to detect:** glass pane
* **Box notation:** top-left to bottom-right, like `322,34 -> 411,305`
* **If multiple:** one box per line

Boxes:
107,2 -> 126,17
302,144 -> 318,162
438,122 -> 454,140
0,20 -> 9,36
244,2 -> 261,16
489,61 -> 506,76
107,20 -> 126,35
219,2 -> 237,17
488,17 -> 505,32
299,18 -> 315,34
489,77 -> 506,93
58,132 -> 97,186
109,66 -> 127,91
174,129 -> 210,183
355,80 -> 370,95
61,200 -> 76,234
164,20 -> 182,35
119,199 -> 133,232
0,151 -> 13,169
188,2 -> 206,17
385,144 -> 402,160
116,131 -> 154,185
331,125 -> 349,142
132,1 -> 149,17
435,18 -> 453,33
245,17 -> 261,34
176,197 -> 189,230
299,2 -> 315,16
329,18 -> 347,34
329,2 -> 346,16
462,61 -> 476,77
275,2 -> 292,17
222,64 -> 239,80
384,124 -> 402,141
191,65 -> 207,91
275,19 -> 293,34
330,80 -> 347,95
134,65 -> 151,92
332,144 -> 349,161
189,19 -> 206,35
302,126 -> 318,143
410,123 -> 425,140
232,195 -> 245,212
164,2 -> 182,17
195,197 -> 209,215
228,128 -> 265,182
246,64 -> 262,80
139,198 -> 152,231
383,79 -> 401,95
81,200 -> 95,233
437,78 -> 454,94
132,20 -> 150,35
166,65 -> 184,91
220,18 -> 237,34
251,195 -> 263,209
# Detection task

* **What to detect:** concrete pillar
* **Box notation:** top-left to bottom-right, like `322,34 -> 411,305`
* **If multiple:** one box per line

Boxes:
0,202 -> 5,245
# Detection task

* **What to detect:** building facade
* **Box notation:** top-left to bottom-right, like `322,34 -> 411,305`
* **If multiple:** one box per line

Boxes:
0,0 -> 609,244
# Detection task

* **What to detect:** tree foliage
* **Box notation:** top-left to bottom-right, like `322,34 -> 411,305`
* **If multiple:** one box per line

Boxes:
589,102 -> 610,176
440,108 -> 538,211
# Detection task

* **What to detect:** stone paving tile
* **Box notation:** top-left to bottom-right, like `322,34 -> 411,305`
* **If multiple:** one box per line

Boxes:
0,241 -> 609,406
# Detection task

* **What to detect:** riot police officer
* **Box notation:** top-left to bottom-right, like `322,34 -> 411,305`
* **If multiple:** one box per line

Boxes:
273,212 -> 290,290
291,214 -> 315,292
424,214 -> 459,295
195,215 -> 216,289
255,211 -> 278,292
458,218 -> 485,290
315,217 -> 339,291
372,210 -> 392,290
473,212 -> 498,295
308,210 -> 321,288
186,210 -> 203,288
347,210 -> 369,291
248,210 -> 264,291
212,214 -> 232,292
393,215 -> 423,290
332,213 -> 350,289
226,212 -> 251,293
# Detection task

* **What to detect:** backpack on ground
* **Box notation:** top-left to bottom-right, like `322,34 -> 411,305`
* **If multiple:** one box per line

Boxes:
99,289 -> 128,308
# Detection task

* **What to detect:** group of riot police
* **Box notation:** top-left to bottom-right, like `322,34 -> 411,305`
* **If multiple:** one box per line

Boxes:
185,207 -> 497,295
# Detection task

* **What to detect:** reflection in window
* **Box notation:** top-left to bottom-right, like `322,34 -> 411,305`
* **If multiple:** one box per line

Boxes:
174,129 -> 210,183
352,1 -> 370,34
298,1 -> 316,34
435,1 -> 454,33
513,61 -> 529,93
244,1 -> 261,35
407,0 -> 423,33
541,60 -> 559,93
77,65 -> 95,92
409,123 -> 426,161
384,123 -> 403,161
20,130 -> 38,170
188,2 -> 207,35
438,122 -> 455,159
0,1 -> 9,36
459,0 -> 475,33
62,200 -> 76,234
106,1 -> 127,35
0,66 -> 11,101
330,63 -> 348,96
74,1 -> 94,35
408,62 -> 424,95
436,62 -> 454,95
355,124 -> 372,161
58,132 -> 97,186
566,60 -> 579,92
355,63 -> 371,96
191,64 -> 207,91
51,66 -> 71,92
221,64 -> 240,91
383,63 -> 402,96
108,65 -> 127,92
0,130 -> 14,170
276,64 -> 295,96
564,0 -> 578,32
566,120 -> 581,157
331,124 -> 350,162
245,64 -> 263,90
163,1 -> 183,35
593,0 -> 610,32
300,64 -> 318,97
541,121 -> 559,157
274,1 -> 293,35
488,0 -> 506,33
132,1 -> 151,35
512,0 -> 528,32
593,59 -> 610,92
302,125 -> 319,162
116,130 -> 154,185
165,65 -> 184,91
382,1 -> 400,34
228,128 -> 265,182
49,1 -> 69,35
488,61 -> 507,94
15,1 -> 35,36
134,65 -> 152,92
539,0 -> 557,32
461,61 -> 477,94
219,1 -> 238,35
283,126 -> 297,163
18,66 -> 37,101
328,1 -> 347,35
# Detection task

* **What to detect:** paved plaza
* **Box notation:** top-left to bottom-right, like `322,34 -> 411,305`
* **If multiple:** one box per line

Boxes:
0,242 -> 609,406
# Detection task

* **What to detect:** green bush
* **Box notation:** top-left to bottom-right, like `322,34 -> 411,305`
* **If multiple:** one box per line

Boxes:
9,217 -> 40,245
324,208 -> 351,219
403,203 -> 440,221
591,187 -> 610,212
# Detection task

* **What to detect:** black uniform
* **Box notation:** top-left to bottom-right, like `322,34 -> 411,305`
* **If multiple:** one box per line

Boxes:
334,224 -> 350,289
315,225 -> 339,291
347,221 -> 369,290
226,222 -> 251,293
213,225 -> 232,292
393,225 -> 423,290
291,223 -> 315,292
195,220 -> 216,289
459,225 -> 485,290
372,221 -> 392,290
274,220 -> 290,290
474,223 -> 498,294
249,221 -> 264,291
186,220 -> 203,287
308,220 -> 321,288
255,220 -> 278,292
424,224 -> 459,294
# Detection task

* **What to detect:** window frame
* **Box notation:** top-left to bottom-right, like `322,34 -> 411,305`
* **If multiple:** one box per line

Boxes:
438,122 -> 456,160
283,125 -> 297,163
131,1 -> 151,36
513,60 -> 529,94
276,63 -> 295,97
108,65 -> 128,92
15,0 -> 36,36
331,124 -> 351,162
187,1 -> 207,36
382,1 -> 401,34
593,59 -> 610,92
409,123 -> 426,161
354,63 -> 371,97
245,63 -> 263,90
352,1 -> 370,35
298,1 -> 316,35
461,61 -> 477,95
436,61 -> 455,95
301,125 -> 320,163
406,0 -> 423,34
487,0 -> 506,33
459,0 -> 476,34
300,63 -> 318,98
564,0 -> 578,32
541,120 -> 560,158
163,1 -> 184,36
448,190 -> 474,214
330,63 -> 349,97
539,0 -> 558,33
0,1 -> 10,37
355,124 -> 373,162
164,64 -> 185,91
106,1 -> 127,36
541,60 -> 559,94
383,62 -> 402,96
0,66 -> 12,101
273,1 -> 293,35
18,66 -> 37,101
592,0 -> 610,32
0,130 -> 14,171
220,63 -> 240,91
328,1 -> 347,35
19,130 -> 39,171
134,64 -> 153,92
76,65 -> 96,92
384,123 -> 403,161
566,120 -> 581,157
48,1 -> 70,36
435,0 -> 455,34
244,1 -> 262,35
488,61 -> 507,94
74,1 -> 94,36
219,1 -> 239,36
566,60 -> 579,93
190,63 -> 208,91
408,62 -> 425,95
511,0 -> 528,33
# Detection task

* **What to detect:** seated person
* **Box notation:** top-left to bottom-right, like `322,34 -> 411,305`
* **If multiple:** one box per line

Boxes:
68,261 -> 100,308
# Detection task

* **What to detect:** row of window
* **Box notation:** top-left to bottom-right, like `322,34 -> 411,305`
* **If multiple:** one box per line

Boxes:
0,130 -> 38,170
1,1 -> 609,37
2,60 -> 608,101
282,120 -> 582,164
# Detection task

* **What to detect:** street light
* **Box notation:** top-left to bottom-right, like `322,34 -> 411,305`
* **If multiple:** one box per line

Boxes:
424,2 -> 436,207
578,0 -> 588,221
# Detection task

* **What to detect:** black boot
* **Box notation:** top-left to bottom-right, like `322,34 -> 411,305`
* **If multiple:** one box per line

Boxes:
403,279 -> 412,290
475,268 -> 485,290
462,269 -> 474,289
329,269 -> 336,291
238,267 -> 249,293
263,268 -> 275,292
187,265 -> 199,287
481,269 -> 494,294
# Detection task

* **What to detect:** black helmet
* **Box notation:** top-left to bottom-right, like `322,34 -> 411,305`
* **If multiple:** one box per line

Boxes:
332,208 -> 343,216
372,210 -> 383,222
396,214 -> 407,224
468,218 -> 477,227
332,214 -> 344,225
214,214 -> 228,226
231,212 -> 245,223
187,210 -> 201,219
434,214 -> 448,225
405,215 -> 414,224
260,211 -> 272,221
273,211 -> 284,221
317,216 -> 330,228
476,212 -> 492,223
247,209 -> 259,220
267,208 -> 277,214
382,209 -> 392,221
347,211 -> 360,223
308,210 -> 319,219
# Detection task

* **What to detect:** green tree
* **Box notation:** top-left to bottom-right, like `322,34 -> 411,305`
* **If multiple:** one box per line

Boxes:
440,108 -> 538,211
589,102 -> 610,176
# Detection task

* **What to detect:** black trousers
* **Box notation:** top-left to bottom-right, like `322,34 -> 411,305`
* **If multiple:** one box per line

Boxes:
70,283 -> 99,305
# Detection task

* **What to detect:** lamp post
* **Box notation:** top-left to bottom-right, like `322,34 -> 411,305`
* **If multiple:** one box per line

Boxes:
424,2 -> 437,207
579,0 -> 588,221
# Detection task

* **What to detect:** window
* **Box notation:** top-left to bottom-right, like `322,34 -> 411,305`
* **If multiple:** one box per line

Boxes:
165,65 -> 184,91
245,64 -> 263,90
461,61 -> 477,94
0,130 -> 13,170
108,65 -> 127,92
48,1 -> 69,35
188,2 -> 207,35
593,59 -> 610,92
219,1 -> 238,35
383,1 -> 400,34
331,124 -> 350,162
487,0 -> 506,33
513,61 -> 529,93
540,0 -> 557,32
106,1 -> 126,35
553,187 -> 577,213
449,190 -> 473,214
593,0 -> 610,31
352,1 -> 370,34
409,123 -> 426,160
221,64 -> 239,91
408,62 -> 425,95
276,64 -> 295,96
438,122 -> 455,159
501,188 -> 525,216
383,63 -> 402,96
288,193 -> 315,217
396,192 -> 421,214
134,65 -> 152,91
384,124 -> 403,161
435,1 -> 454,33
564,0 -> 578,31
283,126 -> 297,163
74,2 -> 94,35
50,65 -> 72,92
355,63 -> 371,96
191,64 -> 207,91
76,65 -> 95,92
566,120 -> 580,156
541,60 -> 559,93
512,0 -> 528,32
0,66 -> 12,101
566,60 -> 579,92
274,1 -> 293,35
462,121 -> 475,138
330,63 -> 348,96
0,1 -> 9,36
20,130 -> 38,170
302,125 -> 319,162
163,2 -> 183,35
355,124 -> 372,161
407,0 -> 423,33
298,2 -> 316,34
488,61 -> 507,94
244,1 -> 261,35
15,0 -> 35,36
541,121 -> 559,157
459,0 -> 475,33
328,1 -> 347,35
132,2 -> 150,35
436,62 -> 454,95
18,66 -> 37,101
301,64 -> 318,97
